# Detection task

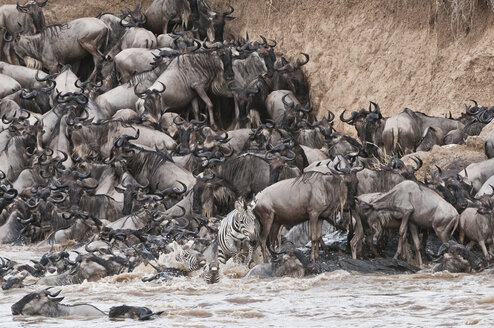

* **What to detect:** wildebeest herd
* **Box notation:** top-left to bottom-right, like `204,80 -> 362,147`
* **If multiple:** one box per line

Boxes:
2,0 -> 494,321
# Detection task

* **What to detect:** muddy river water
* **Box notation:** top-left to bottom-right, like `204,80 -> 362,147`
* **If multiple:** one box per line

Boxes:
2,245 -> 494,327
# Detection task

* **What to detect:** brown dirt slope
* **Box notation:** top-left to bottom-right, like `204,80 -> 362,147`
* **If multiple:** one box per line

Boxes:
5,0 -> 494,135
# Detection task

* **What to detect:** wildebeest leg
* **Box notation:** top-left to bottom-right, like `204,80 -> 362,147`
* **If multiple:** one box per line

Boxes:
465,241 -> 475,250
459,227 -> 465,244
259,211 -> 274,263
191,98 -> 200,121
350,214 -> 364,259
309,212 -> 320,262
317,220 -> 326,250
193,86 -> 217,130
478,240 -> 490,260
409,223 -> 422,266
395,211 -> 411,261
79,33 -> 107,81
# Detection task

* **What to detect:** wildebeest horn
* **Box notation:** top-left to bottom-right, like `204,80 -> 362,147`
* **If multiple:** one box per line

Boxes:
0,170 -> 5,180
41,80 -> 56,93
120,16 -> 135,28
325,110 -> 335,123
172,205 -> 186,218
3,30 -> 13,42
173,115 -> 185,126
435,165 -> 443,176
73,166 -> 91,180
77,179 -> 99,189
369,101 -> 381,115
172,181 -> 187,194
44,288 -> 62,298
20,89 -> 38,100
2,114 -> 15,124
340,110 -> 356,123
152,82 -> 166,93
16,1 -> 29,10
36,0 -> 48,7
191,113 -> 207,126
294,53 -> 309,68
411,156 -> 422,172
281,149 -> 296,161
228,81 -> 243,91
35,70 -> 49,82
187,40 -> 201,52
223,5 -> 234,16
4,188 -> 18,200
47,192 -> 67,203
282,94 -> 294,108
214,132 -> 230,143
259,35 -> 267,46
74,78 -> 90,90
134,83 -> 148,98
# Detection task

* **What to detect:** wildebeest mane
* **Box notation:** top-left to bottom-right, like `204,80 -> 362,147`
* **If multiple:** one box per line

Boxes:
125,148 -> 171,177
293,171 -> 329,185
127,65 -> 164,87
38,24 -> 69,38
218,154 -> 267,186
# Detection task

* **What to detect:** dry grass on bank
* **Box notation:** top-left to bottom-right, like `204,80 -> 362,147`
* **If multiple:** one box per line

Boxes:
434,0 -> 494,35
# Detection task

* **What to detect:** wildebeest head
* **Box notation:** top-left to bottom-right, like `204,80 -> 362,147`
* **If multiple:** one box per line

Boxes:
11,288 -> 63,316
424,166 -> 469,212
340,102 -> 383,156
120,5 -> 146,27
199,5 -> 234,42
116,177 -> 149,216
218,47 -> 234,81
329,163 -> 363,211
192,173 -> 235,217
16,0 -> 47,33
273,53 -> 310,106
229,82 -> 259,127
136,82 -> 166,122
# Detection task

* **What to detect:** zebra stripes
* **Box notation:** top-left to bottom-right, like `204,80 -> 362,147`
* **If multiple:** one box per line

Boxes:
203,262 -> 220,284
218,199 -> 260,265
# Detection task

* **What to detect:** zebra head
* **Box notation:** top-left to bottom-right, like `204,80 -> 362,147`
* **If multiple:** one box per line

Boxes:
234,199 -> 260,246
172,241 -> 206,272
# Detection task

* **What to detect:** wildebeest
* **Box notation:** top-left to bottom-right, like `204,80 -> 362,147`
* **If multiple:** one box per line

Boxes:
11,288 -> 106,317
484,129 -> 494,159
253,166 -> 361,262
459,157 -> 494,192
136,47 -> 234,128
0,1 -> 47,61
354,180 -> 459,266
145,0 -> 191,34
5,18 -> 110,79
340,102 -> 385,157
382,108 -> 463,155
190,0 -> 234,42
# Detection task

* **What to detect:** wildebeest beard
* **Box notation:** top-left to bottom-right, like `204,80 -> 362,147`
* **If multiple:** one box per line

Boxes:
143,93 -> 161,120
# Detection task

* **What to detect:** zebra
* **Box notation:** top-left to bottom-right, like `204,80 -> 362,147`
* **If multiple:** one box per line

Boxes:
218,199 -> 261,265
203,261 -> 220,284
158,241 -> 205,272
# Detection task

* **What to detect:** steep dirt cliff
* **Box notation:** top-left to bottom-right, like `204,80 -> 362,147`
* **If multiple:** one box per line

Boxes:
5,0 -> 494,135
